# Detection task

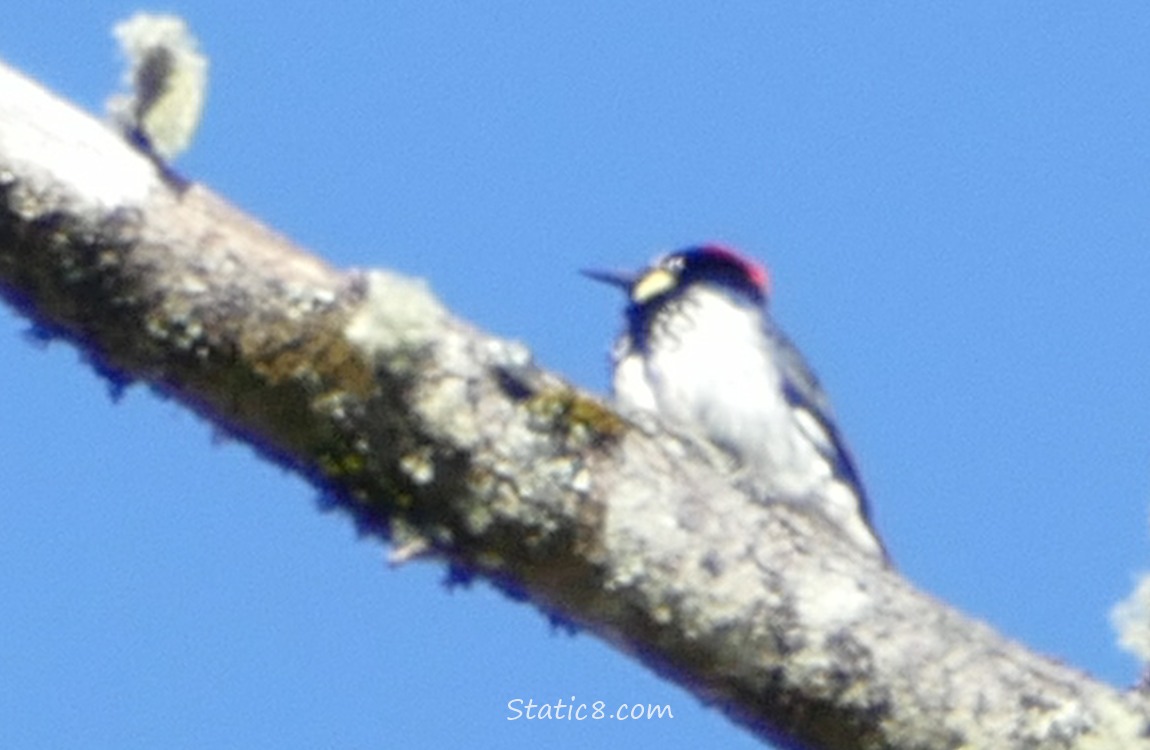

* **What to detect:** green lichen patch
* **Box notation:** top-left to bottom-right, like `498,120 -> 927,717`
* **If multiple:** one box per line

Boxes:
526,387 -> 626,449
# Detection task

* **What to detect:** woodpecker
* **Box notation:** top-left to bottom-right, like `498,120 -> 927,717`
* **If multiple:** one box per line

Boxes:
584,245 -> 887,562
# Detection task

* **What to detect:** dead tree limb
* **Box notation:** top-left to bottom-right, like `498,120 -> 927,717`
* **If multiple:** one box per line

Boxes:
1,59 -> 1146,749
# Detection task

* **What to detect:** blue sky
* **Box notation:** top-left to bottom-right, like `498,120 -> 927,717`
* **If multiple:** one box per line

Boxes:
4,4 -> 1150,748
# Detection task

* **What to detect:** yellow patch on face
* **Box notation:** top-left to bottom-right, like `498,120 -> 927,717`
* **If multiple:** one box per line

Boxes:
631,267 -> 678,304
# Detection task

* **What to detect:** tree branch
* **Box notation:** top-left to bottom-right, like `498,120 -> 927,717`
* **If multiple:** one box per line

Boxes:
1,59 -> 1146,749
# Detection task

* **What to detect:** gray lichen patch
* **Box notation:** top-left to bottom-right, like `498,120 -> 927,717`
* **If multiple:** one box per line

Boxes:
346,270 -> 447,374
107,13 -> 208,161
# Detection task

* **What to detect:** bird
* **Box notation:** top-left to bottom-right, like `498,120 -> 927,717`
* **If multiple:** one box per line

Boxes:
584,244 -> 888,561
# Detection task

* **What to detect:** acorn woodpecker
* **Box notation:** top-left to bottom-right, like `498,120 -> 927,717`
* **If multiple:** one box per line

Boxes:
585,245 -> 887,561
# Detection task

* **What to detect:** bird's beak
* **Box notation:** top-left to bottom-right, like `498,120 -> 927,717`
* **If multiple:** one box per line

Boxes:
580,268 -> 636,292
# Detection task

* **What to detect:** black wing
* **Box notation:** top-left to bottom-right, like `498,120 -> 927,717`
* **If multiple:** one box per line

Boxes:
768,325 -> 878,530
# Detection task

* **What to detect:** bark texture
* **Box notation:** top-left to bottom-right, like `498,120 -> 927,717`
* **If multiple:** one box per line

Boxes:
1,60 -> 1148,749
